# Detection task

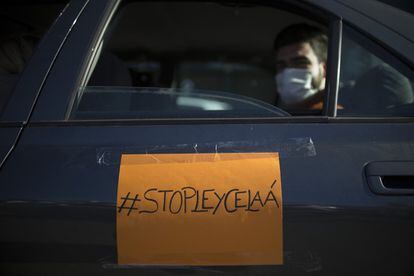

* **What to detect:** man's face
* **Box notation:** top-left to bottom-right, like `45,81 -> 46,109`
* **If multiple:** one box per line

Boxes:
275,42 -> 326,96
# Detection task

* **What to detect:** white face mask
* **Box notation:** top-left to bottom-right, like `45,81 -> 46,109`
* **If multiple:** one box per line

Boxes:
275,68 -> 318,105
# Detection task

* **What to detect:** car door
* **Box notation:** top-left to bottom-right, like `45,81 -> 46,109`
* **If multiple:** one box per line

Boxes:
1,0 -> 414,275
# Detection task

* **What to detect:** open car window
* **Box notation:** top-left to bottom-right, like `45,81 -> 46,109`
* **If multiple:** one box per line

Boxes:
68,1 -> 327,120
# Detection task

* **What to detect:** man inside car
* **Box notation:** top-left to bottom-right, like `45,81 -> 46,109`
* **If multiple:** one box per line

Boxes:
274,23 -> 328,112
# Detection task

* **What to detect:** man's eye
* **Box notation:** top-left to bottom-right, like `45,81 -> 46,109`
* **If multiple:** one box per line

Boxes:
293,60 -> 311,68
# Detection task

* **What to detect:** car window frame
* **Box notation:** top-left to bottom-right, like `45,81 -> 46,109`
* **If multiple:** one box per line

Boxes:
32,0 -> 413,124
29,0 -> 121,123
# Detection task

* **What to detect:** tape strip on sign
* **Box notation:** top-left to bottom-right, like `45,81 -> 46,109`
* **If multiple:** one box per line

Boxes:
116,152 -> 283,265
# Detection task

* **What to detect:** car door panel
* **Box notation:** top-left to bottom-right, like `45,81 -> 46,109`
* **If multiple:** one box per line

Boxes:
1,122 -> 414,275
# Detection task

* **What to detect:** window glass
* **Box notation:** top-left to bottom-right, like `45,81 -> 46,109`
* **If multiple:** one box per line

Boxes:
0,2 -> 68,115
70,2 -> 327,120
338,25 -> 414,116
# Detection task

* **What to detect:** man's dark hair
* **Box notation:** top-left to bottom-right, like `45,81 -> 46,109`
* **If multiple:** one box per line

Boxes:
274,23 -> 328,63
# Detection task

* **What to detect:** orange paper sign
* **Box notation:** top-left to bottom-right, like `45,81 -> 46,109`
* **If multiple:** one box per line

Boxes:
117,152 -> 283,265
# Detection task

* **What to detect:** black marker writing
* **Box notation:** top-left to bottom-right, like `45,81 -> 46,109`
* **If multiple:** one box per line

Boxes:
118,192 -> 140,216
118,180 -> 280,216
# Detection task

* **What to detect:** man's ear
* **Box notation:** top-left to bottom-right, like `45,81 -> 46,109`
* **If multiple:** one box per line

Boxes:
321,62 -> 327,77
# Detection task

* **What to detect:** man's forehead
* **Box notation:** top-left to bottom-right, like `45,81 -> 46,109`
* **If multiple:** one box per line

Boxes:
276,42 -> 317,61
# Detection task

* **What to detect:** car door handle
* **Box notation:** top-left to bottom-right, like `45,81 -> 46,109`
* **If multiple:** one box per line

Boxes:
365,161 -> 414,195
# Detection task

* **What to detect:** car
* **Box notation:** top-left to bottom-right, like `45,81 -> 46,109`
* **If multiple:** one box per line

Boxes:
1,0 -> 414,275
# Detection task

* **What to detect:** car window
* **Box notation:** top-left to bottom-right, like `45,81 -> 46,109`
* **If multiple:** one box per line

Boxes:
0,2 -> 68,116
68,1 -> 327,120
338,25 -> 414,117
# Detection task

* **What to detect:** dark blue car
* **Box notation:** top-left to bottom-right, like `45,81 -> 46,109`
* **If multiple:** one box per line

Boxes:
1,0 -> 414,275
